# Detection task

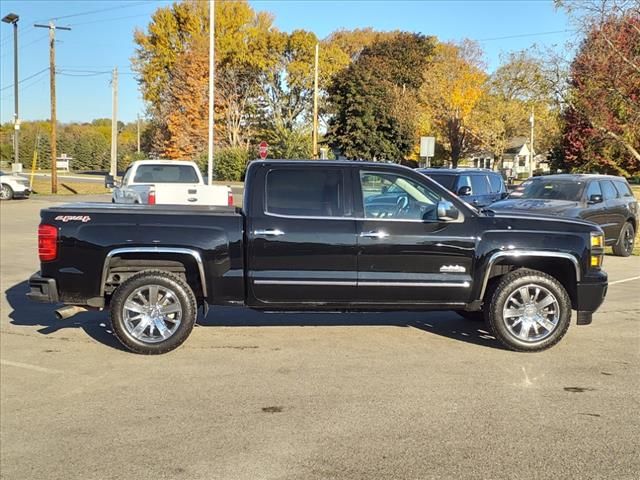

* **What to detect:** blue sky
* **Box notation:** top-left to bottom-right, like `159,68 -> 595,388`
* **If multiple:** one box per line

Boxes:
0,0 -> 574,124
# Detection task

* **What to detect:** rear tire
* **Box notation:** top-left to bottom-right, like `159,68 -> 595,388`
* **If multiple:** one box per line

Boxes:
612,222 -> 635,257
110,270 -> 197,354
0,184 -> 13,200
487,268 -> 571,352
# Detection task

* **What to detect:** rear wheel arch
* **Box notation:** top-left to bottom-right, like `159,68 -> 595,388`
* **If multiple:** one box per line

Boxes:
101,248 -> 208,302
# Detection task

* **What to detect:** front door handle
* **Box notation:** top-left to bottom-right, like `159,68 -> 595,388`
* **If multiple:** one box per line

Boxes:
254,229 -> 285,237
360,230 -> 389,239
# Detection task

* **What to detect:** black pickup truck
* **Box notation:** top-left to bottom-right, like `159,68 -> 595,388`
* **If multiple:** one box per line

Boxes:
28,160 -> 608,354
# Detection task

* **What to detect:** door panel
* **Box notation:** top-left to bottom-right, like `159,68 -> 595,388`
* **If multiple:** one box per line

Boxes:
247,167 -> 357,305
356,170 -> 475,305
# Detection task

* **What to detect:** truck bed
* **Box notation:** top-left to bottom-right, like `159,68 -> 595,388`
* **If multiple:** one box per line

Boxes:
39,203 -> 245,306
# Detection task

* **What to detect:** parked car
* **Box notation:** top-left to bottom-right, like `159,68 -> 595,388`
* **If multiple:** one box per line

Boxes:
0,171 -> 31,200
491,174 -> 638,257
418,168 -> 507,208
106,160 -> 232,206
29,160 -> 608,354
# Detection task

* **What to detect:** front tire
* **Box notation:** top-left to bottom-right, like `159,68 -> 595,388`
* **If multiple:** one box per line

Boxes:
612,222 -> 635,257
487,268 -> 571,352
0,184 -> 13,200
110,270 -> 197,354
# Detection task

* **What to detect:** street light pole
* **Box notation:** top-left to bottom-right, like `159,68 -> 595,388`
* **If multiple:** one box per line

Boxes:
207,0 -> 215,185
2,13 -> 20,166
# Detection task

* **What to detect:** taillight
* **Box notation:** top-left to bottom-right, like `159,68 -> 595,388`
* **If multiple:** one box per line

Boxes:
148,189 -> 156,205
227,190 -> 234,206
38,224 -> 58,262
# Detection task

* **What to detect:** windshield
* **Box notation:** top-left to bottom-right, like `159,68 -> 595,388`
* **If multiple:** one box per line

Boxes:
133,164 -> 199,183
424,173 -> 456,191
510,179 -> 584,201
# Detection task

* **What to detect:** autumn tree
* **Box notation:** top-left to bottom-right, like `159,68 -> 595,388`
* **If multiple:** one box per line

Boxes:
133,0 -> 278,157
471,50 -> 561,169
558,2 -> 640,174
419,40 -> 486,167
328,33 -> 434,161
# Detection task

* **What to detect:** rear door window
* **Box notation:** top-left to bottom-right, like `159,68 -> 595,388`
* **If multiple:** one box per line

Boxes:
470,175 -> 490,195
601,180 -> 619,200
266,168 -> 346,217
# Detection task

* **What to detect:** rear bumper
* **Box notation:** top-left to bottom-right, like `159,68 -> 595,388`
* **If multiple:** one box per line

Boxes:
27,274 -> 59,304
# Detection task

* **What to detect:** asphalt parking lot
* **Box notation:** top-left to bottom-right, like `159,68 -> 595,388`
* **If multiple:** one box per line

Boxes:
1,195 -> 639,480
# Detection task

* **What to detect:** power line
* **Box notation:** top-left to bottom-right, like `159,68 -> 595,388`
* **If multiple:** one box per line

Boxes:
0,68 -> 49,92
36,1 -> 150,23
57,71 -> 111,77
70,11 -> 159,27
478,29 -> 576,42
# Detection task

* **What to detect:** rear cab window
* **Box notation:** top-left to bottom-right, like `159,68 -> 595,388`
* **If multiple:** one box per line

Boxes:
133,164 -> 200,183
265,168 -> 348,217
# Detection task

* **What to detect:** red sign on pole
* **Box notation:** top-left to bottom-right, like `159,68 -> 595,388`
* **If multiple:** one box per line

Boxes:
259,141 -> 268,160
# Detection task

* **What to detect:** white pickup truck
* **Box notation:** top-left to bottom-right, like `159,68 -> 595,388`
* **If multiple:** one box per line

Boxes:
106,160 -> 232,206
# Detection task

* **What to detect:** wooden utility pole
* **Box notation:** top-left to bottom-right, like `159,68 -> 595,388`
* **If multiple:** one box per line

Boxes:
34,22 -> 70,194
312,43 -> 319,159
110,67 -> 118,177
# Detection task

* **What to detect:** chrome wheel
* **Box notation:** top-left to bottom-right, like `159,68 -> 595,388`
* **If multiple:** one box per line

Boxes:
502,284 -> 559,343
122,284 -> 182,343
0,184 -> 12,200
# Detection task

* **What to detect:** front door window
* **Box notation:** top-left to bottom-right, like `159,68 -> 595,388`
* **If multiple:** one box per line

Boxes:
360,171 -> 442,221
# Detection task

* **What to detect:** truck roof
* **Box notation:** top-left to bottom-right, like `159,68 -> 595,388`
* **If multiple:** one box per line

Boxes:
130,160 -> 198,166
251,159 -> 414,170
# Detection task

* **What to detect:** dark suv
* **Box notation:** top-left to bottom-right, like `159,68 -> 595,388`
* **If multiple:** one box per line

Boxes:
491,174 -> 638,256
418,168 -> 507,208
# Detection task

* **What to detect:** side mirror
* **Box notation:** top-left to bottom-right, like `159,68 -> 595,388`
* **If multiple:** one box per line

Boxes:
437,200 -> 460,222
500,191 -> 509,200
104,174 -> 115,189
457,186 -> 472,196
588,194 -> 603,204
381,185 -> 389,194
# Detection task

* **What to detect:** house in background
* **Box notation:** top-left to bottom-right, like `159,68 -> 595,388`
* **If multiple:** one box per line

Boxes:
501,137 -> 550,178
464,137 -> 550,178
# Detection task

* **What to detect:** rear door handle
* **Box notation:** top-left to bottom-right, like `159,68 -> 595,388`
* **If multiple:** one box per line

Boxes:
254,229 -> 285,237
360,231 -> 389,239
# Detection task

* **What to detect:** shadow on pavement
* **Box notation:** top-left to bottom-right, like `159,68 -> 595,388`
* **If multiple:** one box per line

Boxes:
6,278 -> 503,352
5,279 -> 126,352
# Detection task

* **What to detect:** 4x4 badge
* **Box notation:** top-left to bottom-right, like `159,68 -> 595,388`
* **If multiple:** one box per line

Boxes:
440,265 -> 466,273
54,215 -> 91,223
